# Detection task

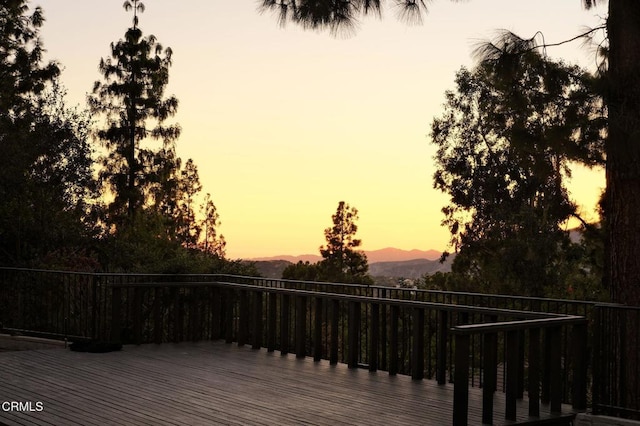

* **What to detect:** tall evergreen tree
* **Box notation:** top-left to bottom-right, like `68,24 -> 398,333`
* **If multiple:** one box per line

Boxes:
88,0 -> 180,232
319,201 -> 372,284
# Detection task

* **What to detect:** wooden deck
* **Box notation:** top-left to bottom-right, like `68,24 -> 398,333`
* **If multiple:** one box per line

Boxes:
0,341 -> 575,425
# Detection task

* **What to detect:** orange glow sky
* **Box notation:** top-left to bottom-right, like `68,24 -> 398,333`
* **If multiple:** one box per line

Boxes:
33,0 -> 606,259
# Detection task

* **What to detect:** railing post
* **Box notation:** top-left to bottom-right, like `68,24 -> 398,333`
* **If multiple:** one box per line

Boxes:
572,322 -> 588,410
133,287 -> 142,345
211,287 -> 222,340
591,306 -> 602,414
295,295 -> 307,358
453,332 -> 470,426
153,287 -> 162,344
528,327 -> 540,417
541,327 -> 551,403
280,294 -> 290,355
369,303 -> 379,372
252,292 -> 263,350
91,274 -> 98,340
548,326 -> 562,414
348,301 -> 360,369
330,299 -> 339,365
110,286 -> 122,344
389,305 -> 399,376
238,290 -> 249,346
437,310 -> 448,384
411,307 -> 424,380
618,310 -> 627,413
505,330 -> 519,421
313,297 -> 323,362
482,332 -> 497,425
224,290 -> 234,344
174,288 -> 183,343
267,292 -> 277,352
380,295 -> 388,371
190,288 -> 201,341
517,330 -> 525,399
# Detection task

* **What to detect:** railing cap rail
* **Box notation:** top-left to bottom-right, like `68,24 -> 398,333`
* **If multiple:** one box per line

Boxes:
1,268 -> 604,307
451,315 -> 588,335
121,278 -> 572,320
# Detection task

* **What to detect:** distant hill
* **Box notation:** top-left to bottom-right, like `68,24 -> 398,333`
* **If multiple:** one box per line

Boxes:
247,248 -> 450,280
363,247 -> 441,263
369,257 -> 453,279
250,254 -> 322,263
250,248 -> 441,264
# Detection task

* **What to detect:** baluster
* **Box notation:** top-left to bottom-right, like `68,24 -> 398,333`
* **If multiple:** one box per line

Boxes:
281,294 -> 290,355
252,292 -> 263,349
224,289 -> 234,344
453,332 -> 470,426
411,307 -> 424,380
348,301 -> 360,369
330,299 -> 339,365
314,297 -> 323,361
369,303 -> 379,372
437,310 -> 448,384
528,327 -> 540,417
153,287 -> 162,344
482,332 -> 497,425
174,288 -> 183,343
267,292 -> 277,352
505,330 -> 519,421
238,289 -> 248,346
295,295 -> 307,358
548,326 -> 562,414
389,305 -> 399,375
110,286 -> 122,344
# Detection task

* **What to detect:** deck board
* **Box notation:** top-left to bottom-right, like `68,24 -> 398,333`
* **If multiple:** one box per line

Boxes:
0,342 -> 575,425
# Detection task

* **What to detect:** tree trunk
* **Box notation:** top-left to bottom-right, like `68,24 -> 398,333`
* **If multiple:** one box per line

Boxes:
606,0 -> 640,307
606,0 -> 640,416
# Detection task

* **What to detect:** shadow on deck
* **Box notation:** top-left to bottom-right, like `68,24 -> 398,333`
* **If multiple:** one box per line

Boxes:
0,342 -> 575,426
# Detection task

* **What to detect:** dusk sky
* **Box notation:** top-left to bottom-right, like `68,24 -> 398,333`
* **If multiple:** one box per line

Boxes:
33,0 -> 607,259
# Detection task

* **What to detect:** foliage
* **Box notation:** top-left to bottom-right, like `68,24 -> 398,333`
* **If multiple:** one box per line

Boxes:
282,261 -> 321,281
199,192 -> 226,258
85,2 -> 232,273
318,201 -> 373,284
431,53 -> 605,296
258,0 -> 429,35
0,1 -> 97,266
279,202 -> 373,284
88,1 -> 180,230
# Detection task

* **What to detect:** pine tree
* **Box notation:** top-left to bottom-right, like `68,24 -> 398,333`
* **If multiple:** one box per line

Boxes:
319,201 -> 372,284
88,0 -> 180,232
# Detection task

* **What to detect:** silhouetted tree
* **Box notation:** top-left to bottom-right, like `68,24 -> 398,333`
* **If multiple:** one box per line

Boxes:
199,193 -> 226,258
282,261 -> 321,281
0,1 -> 96,266
431,54 -> 605,296
89,0 -> 180,232
318,201 -> 372,284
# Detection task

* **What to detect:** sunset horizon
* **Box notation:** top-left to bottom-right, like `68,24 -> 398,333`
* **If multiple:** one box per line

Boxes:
30,0 -> 606,259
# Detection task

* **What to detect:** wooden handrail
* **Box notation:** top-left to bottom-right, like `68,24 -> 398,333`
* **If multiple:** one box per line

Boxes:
451,315 -> 587,334
108,278 -> 568,320
451,315 -> 588,426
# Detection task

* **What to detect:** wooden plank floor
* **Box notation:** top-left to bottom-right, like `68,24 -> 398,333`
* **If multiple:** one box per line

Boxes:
0,341 -> 575,425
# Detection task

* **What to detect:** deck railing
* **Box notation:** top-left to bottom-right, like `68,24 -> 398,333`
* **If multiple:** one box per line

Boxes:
1,268 -> 636,423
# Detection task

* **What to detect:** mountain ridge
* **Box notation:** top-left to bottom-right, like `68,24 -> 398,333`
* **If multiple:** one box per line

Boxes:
249,247 -> 442,263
